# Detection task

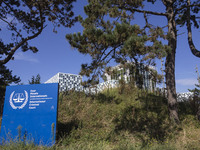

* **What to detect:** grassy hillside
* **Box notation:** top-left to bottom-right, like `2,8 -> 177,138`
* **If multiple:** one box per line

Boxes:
1,85 -> 200,149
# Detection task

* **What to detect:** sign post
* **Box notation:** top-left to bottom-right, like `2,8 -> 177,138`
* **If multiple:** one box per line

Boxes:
0,83 -> 59,146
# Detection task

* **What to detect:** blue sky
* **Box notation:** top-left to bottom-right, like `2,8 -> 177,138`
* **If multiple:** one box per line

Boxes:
3,0 -> 200,93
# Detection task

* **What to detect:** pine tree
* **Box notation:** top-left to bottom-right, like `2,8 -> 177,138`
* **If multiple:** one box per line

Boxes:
29,74 -> 41,84
0,0 -> 77,65
66,0 -> 200,123
0,0 -> 77,113
0,64 -> 20,113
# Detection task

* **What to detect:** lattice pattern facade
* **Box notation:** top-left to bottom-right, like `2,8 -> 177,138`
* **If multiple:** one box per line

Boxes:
45,72 -> 82,92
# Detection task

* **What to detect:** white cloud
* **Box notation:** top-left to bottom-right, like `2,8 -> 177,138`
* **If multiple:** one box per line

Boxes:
14,52 -> 39,63
176,78 -> 198,86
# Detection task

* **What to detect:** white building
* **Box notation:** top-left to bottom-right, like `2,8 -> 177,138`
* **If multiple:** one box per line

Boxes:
45,63 -> 156,93
103,63 -> 156,91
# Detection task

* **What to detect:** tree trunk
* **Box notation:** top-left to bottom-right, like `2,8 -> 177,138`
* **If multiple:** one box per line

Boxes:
165,3 -> 180,123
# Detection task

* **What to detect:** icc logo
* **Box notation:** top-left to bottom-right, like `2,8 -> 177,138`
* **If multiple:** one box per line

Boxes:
9,90 -> 28,109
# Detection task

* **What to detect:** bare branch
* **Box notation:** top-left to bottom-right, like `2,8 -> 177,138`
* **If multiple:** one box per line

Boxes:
177,32 -> 185,36
186,0 -> 200,57
143,13 -> 153,30
97,48 -> 107,62
123,7 -> 167,17
102,48 -> 114,62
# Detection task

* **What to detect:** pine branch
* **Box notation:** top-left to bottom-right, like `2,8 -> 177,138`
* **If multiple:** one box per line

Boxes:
174,3 -> 200,16
0,17 -> 22,38
0,3 -> 45,65
123,7 -> 167,17
143,13 -> 153,30
186,0 -> 200,58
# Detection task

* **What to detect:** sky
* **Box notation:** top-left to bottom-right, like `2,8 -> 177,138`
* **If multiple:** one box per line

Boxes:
2,0 -> 200,93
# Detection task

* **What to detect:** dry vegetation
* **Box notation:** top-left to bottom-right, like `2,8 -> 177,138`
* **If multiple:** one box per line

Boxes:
1,85 -> 200,149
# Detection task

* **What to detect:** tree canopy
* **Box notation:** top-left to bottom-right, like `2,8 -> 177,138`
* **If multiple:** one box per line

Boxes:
0,0 -> 77,112
29,74 -> 41,84
0,0 -> 77,65
66,0 -> 200,123
66,2 -> 169,86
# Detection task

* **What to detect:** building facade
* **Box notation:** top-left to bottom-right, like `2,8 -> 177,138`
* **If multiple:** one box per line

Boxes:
103,63 -> 156,91
84,80 -> 119,94
45,72 -> 82,92
45,63 -> 156,93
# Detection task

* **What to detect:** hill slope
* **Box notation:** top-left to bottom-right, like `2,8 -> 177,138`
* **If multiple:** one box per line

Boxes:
1,86 -> 200,149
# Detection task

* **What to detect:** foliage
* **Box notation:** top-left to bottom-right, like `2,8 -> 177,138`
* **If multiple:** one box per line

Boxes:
0,64 -> 20,113
66,0 -> 200,123
0,0 -> 77,113
66,3 -> 168,86
0,0 -> 77,65
28,74 -> 41,84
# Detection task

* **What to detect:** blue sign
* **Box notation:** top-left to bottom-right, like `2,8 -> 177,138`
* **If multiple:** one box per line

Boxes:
0,83 -> 58,146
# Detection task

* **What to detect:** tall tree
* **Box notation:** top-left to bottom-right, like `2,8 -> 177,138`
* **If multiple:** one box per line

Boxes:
66,0 -> 200,123
0,0 -> 77,65
0,0 -> 77,113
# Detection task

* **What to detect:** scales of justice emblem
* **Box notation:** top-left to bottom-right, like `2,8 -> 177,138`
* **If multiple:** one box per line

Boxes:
9,90 -> 28,109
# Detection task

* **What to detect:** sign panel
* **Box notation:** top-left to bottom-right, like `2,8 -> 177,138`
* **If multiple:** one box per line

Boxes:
0,83 -> 58,146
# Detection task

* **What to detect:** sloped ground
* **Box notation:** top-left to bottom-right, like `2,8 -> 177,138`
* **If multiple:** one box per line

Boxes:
1,86 -> 200,149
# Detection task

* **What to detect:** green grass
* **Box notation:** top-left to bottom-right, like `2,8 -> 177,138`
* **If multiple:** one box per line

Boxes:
1,85 -> 200,149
